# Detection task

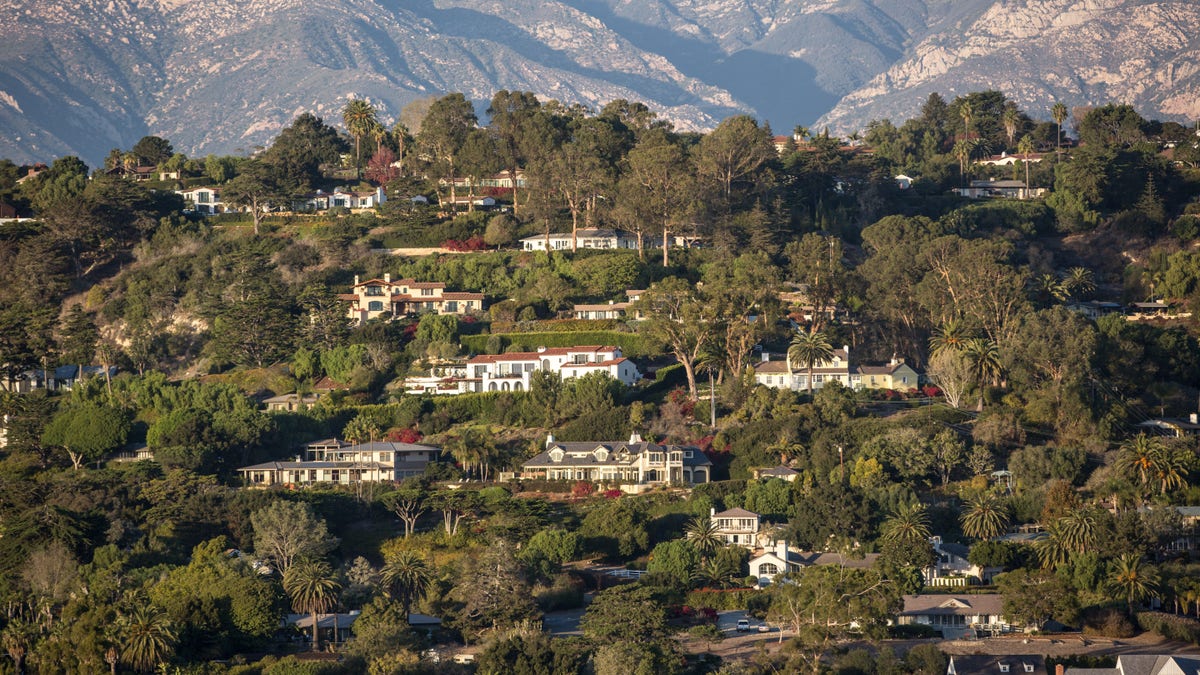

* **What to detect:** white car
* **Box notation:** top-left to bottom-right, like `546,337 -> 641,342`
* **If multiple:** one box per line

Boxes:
736,619 -> 751,632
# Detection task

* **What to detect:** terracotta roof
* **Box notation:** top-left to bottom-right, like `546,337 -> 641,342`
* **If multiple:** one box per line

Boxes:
441,292 -> 484,300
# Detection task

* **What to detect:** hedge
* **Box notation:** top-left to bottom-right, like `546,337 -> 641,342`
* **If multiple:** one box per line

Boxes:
1137,611 -> 1200,645
490,318 -> 628,333
461,331 -> 655,356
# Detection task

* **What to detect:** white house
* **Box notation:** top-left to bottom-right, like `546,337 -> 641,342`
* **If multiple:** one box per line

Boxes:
748,539 -> 880,586
711,507 -> 761,549
464,345 -> 641,392
897,594 -> 1017,639
954,180 -> 1045,200
296,187 -> 386,211
520,432 -> 711,487
520,228 -> 645,251
238,438 -> 439,486
926,536 -> 1001,586
177,186 -> 230,215
573,301 -> 631,320
339,274 -> 484,323
753,349 -> 922,393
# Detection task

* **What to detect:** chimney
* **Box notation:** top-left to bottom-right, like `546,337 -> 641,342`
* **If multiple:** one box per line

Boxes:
1056,665 -> 1064,675
384,273 -> 391,283
776,539 -> 788,560
354,275 -> 360,285
843,345 -> 850,359
761,352 -> 770,363
545,433 -> 555,449
1191,413 -> 1198,425
629,431 -> 643,444
710,507 -> 715,518
890,353 -> 897,367
537,346 -> 547,353
780,452 -> 787,465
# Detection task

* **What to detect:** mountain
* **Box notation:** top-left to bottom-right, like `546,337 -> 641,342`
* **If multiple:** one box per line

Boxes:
0,0 -> 1196,165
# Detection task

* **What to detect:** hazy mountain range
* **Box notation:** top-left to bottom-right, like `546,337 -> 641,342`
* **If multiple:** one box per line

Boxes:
1,0 -> 1198,165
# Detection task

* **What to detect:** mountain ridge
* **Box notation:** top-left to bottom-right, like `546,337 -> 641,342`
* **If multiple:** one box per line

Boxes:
0,0 -> 1195,164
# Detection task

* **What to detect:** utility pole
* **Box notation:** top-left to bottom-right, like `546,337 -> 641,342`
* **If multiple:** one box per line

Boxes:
838,445 -> 845,483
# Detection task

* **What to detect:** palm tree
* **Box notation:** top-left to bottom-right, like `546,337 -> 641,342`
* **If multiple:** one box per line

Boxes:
119,608 -> 177,673
693,555 -> 740,589
881,502 -> 932,544
1,617 -> 36,675
787,329 -> 834,397
381,551 -> 433,618
1051,103 -> 1069,156
1106,554 -> 1159,616
342,416 -> 380,445
959,493 -> 1009,540
392,122 -> 411,176
1003,104 -> 1020,149
961,337 -> 1002,390
284,559 -> 342,652
685,515 -> 722,556
793,125 -> 810,144
959,100 -> 974,140
1062,267 -> 1095,300
342,99 -> 378,178
1036,520 -> 1071,570
929,318 -> 971,359
953,139 -> 974,186
1034,273 -> 1069,305
1017,135 -> 1036,191
1057,509 -> 1100,552
1114,434 -> 1188,497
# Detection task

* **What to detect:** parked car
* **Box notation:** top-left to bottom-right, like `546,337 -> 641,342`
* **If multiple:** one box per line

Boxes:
758,623 -> 772,633
736,619 -> 750,632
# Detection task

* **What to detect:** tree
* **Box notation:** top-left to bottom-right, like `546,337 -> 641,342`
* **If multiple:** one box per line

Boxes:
637,277 -> 715,400
693,114 -> 777,212
646,540 -> 700,588
1106,554 -> 1159,616
119,608 -> 177,673
787,329 -> 834,398
250,501 -> 338,575
959,493 -> 1009,541
1051,102 -> 1069,154
41,403 -> 131,470
382,488 -> 427,538
620,128 -> 692,265
455,541 -> 539,639
342,415 -> 381,445
418,93 -> 478,210
284,559 -> 341,652
131,135 -> 174,166
1017,134 -> 1036,188
581,585 -> 670,644
1002,104 -> 1020,149
381,551 -> 433,618
487,90 -> 543,213
881,502 -> 932,545
926,348 -> 973,409
996,569 -> 1079,629
261,113 -> 345,188
222,160 -> 286,235
685,515 -> 722,556
342,99 -> 379,177
766,565 -> 901,673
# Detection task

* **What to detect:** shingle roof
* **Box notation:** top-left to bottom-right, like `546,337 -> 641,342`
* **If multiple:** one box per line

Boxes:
900,594 -> 1004,617
948,655 -> 1047,675
713,507 -> 759,519
760,466 -> 799,477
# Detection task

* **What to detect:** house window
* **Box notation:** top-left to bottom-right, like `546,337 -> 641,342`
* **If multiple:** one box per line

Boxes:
594,448 -> 609,461
760,563 -> 780,575
368,301 -> 384,312
999,665 -> 1009,673
421,288 -> 434,296
1024,666 -> 1034,673
573,354 -> 587,364
549,449 -> 564,463
683,450 -> 693,458
445,301 -> 458,312
365,286 -> 384,296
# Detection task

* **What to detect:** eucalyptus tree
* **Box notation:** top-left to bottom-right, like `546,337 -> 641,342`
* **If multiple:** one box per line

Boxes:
417,93 -> 478,210
619,128 -> 693,265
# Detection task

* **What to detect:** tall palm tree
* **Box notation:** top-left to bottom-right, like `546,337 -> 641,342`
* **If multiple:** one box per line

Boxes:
959,100 -> 974,140
119,608 -> 177,673
787,329 -> 834,397
685,515 -> 722,556
959,493 -> 1009,540
1036,520 -> 1071,570
929,318 -> 971,359
962,337 -> 1002,389
1063,267 -> 1096,300
1,617 -> 36,675
392,122 -> 411,176
1034,273 -> 1069,305
1057,509 -> 1100,552
381,551 -> 433,618
693,555 -> 740,589
284,559 -> 342,652
953,139 -> 974,186
881,502 -> 932,544
1051,102 -> 1068,156
342,99 -> 378,178
1017,135 -> 1036,191
1115,434 -> 1188,497
1003,104 -> 1020,149
1106,554 -> 1159,616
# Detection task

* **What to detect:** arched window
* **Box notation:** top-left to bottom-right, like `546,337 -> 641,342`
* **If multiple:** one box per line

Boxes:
514,382 -> 523,391
549,449 -> 564,463
488,382 -> 497,391
760,563 -> 780,576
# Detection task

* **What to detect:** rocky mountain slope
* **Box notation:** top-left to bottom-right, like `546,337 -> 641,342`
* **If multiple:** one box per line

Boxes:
0,0 -> 1195,164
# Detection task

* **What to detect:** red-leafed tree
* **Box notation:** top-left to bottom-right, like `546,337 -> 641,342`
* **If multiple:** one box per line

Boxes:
365,146 -> 399,185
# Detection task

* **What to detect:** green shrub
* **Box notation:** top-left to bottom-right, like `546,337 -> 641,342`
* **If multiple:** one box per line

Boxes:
684,588 -> 758,611
1137,611 -> 1200,644
461,331 -> 653,356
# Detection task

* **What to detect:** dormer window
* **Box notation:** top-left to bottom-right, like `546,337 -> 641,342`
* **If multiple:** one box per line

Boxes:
594,448 -> 609,462
999,665 -> 1009,673
549,449 -> 564,463
1023,666 -> 1034,673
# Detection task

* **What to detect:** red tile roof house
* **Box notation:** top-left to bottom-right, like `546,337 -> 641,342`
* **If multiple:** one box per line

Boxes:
340,274 -> 484,323
464,345 -> 641,393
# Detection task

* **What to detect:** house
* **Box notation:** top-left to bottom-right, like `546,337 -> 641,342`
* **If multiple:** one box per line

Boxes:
296,187 -> 386,211
177,186 -> 230,215
446,169 -> 528,190
287,612 -> 442,647
711,507 -> 761,549
340,274 -> 484,323
977,151 -> 1046,167
401,362 -> 471,396
748,539 -> 880,586
946,655 -> 1047,675
519,228 -> 646,251
573,301 -> 631,320
753,348 -> 922,393
1064,655 -> 1200,675
443,195 -> 498,208
262,393 -> 322,412
895,174 -> 914,190
755,465 -> 799,482
465,345 -> 641,392
927,536 -> 1000,586
1137,414 -> 1200,438
105,165 -> 157,181
1066,300 -> 1123,320
519,432 -> 711,488
238,438 -> 440,486
0,365 -> 116,394
1129,301 -> 1173,318
109,443 -> 155,463
954,180 -> 1045,200
897,594 -> 1017,639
